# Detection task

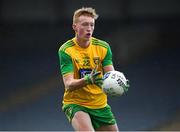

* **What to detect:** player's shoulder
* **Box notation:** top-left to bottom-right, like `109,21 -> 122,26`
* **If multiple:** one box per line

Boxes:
91,37 -> 110,48
59,39 -> 75,52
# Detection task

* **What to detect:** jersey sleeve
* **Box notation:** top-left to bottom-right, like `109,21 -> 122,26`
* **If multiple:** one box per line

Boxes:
58,50 -> 74,76
102,44 -> 113,67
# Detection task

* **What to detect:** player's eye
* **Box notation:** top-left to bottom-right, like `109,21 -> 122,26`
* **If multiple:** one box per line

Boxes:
82,23 -> 88,26
82,22 -> 94,27
91,24 -> 94,27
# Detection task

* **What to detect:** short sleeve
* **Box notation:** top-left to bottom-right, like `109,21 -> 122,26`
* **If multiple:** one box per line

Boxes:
58,50 -> 74,76
102,45 -> 113,67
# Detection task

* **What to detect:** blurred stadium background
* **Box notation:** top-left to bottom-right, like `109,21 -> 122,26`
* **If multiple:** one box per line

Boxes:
0,0 -> 180,131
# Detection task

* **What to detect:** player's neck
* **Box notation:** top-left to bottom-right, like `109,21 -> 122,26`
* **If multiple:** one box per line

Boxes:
75,37 -> 90,48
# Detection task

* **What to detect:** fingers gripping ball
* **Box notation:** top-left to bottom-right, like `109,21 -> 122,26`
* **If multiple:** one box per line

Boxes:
102,71 -> 129,96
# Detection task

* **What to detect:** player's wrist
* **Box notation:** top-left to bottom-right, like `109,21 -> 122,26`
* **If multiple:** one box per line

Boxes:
84,74 -> 92,84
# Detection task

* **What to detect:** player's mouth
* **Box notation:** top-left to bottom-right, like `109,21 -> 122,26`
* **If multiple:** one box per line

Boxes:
86,33 -> 91,38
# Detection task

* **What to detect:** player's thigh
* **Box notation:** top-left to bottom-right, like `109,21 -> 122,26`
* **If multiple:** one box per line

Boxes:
71,111 -> 94,131
95,123 -> 119,131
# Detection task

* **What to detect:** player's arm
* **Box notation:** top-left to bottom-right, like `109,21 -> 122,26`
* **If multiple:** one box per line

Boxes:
62,73 -> 87,91
103,65 -> 114,73
63,67 -> 103,91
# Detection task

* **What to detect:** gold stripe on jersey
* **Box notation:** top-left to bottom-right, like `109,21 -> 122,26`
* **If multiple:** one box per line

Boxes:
91,38 -> 109,49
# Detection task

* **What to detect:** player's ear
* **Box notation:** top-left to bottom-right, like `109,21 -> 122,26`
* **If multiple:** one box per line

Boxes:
72,24 -> 77,32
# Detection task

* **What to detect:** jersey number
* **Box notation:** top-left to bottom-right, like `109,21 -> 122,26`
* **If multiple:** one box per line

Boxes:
83,59 -> 90,67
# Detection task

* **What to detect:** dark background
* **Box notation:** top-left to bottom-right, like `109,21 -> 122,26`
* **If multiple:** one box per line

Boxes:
0,0 -> 180,131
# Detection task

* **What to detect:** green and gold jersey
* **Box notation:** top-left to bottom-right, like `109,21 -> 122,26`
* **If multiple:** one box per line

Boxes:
58,37 -> 113,109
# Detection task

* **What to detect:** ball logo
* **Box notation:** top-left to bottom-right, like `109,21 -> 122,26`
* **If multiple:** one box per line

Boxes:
116,78 -> 124,87
103,72 -> 111,80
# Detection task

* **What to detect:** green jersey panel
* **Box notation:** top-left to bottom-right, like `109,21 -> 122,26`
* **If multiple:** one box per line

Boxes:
59,50 -> 74,75
58,40 -> 75,76
102,45 -> 113,66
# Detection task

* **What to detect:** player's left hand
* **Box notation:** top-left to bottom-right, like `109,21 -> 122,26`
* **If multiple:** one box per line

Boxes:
123,80 -> 130,92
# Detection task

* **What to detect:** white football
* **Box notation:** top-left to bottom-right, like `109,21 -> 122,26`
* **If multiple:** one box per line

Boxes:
102,70 -> 129,96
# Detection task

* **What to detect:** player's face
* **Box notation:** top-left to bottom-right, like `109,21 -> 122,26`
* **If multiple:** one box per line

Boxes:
73,15 -> 95,41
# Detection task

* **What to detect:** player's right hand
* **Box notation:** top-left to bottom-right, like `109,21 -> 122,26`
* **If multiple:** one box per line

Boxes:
84,66 -> 103,87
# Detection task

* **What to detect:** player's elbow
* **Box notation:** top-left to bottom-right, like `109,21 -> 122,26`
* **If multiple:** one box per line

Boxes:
64,80 -> 72,90
64,80 -> 77,91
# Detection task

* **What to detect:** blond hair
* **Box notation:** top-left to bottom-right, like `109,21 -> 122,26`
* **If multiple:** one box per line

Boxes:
73,7 -> 98,24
